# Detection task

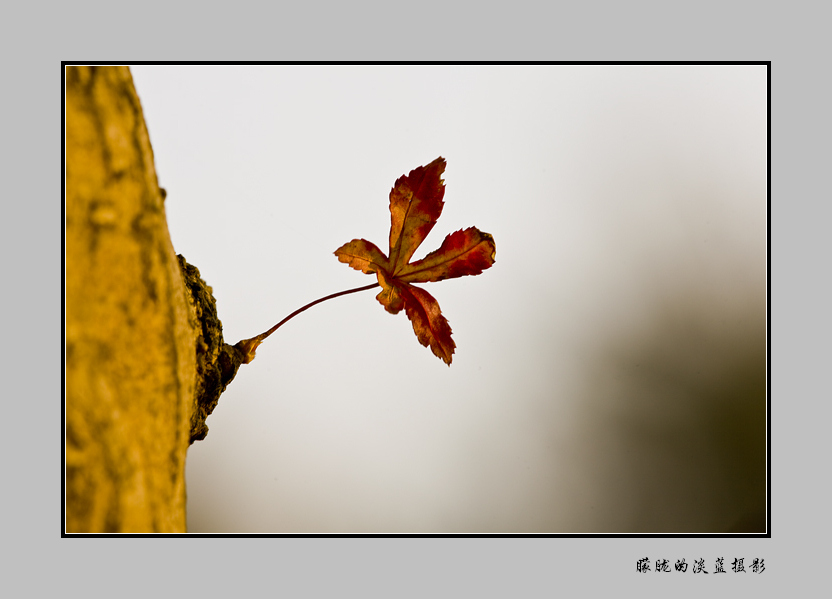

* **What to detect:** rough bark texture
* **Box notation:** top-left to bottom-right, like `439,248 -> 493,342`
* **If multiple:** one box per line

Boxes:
178,255 -> 245,444
65,66 -> 245,533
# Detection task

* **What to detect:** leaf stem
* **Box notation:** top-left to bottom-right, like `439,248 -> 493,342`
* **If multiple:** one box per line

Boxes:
234,282 -> 380,363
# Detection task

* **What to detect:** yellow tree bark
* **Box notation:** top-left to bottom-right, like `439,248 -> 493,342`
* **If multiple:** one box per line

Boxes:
65,66 -> 198,532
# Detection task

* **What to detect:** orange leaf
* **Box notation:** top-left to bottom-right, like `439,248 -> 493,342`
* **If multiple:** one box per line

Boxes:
397,227 -> 496,284
334,239 -> 389,276
334,157 -> 496,364
400,284 -> 455,365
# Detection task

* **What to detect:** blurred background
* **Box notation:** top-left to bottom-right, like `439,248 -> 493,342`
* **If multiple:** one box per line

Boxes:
130,65 -> 766,533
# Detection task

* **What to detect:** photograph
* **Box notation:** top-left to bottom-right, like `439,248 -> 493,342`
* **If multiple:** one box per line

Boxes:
66,64 -> 767,535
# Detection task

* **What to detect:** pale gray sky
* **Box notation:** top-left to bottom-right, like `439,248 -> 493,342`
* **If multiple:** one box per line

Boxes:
130,65 -> 767,533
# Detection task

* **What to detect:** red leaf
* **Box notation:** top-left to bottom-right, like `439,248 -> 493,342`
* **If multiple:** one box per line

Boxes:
334,157 -> 496,364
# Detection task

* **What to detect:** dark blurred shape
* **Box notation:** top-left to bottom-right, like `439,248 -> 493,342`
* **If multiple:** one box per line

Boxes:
726,511 -> 766,533
573,287 -> 766,533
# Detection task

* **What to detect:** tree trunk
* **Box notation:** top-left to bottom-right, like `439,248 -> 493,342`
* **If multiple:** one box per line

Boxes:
65,66 -> 232,533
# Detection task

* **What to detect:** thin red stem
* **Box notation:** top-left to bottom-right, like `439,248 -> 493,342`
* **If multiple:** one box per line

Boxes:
235,282 -> 380,364
253,282 -> 380,343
